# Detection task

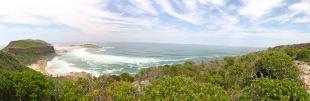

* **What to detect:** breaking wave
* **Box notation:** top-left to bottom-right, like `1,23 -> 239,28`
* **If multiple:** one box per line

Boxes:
71,48 -> 161,64
46,57 -> 101,77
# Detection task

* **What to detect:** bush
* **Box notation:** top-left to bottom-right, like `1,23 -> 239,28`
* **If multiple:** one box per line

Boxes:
0,52 -> 27,71
142,76 -> 231,101
255,51 -> 299,80
241,78 -> 310,100
224,56 -> 235,67
105,81 -> 137,101
283,48 -> 298,57
120,72 -> 134,82
0,70 -> 54,100
225,64 -> 252,87
296,49 -> 310,62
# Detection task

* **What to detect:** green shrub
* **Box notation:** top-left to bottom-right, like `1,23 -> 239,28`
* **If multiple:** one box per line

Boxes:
0,52 -> 26,71
225,64 -> 252,87
283,48 -> 298,57
120,72 -> 134,82
0,70 -> 54,100
142,76 -> 231,101
105,81 -> 137,101
224,56 -> 235,67
255,51 -> 299,80
241,78 -> 310,100
296,49 -> 310,62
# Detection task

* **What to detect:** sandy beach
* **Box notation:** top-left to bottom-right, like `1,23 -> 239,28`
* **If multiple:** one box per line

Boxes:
28,60 -> 48,75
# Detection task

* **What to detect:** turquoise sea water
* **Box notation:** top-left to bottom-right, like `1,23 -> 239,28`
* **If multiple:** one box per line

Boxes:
46,43 -> 263,76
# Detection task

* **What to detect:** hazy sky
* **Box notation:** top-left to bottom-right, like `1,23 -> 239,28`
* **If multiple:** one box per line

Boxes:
0,0 -> 309,47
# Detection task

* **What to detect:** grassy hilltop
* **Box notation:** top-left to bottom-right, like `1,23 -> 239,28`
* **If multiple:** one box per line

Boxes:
2,39 -> 51,50
0,40 -> 309,100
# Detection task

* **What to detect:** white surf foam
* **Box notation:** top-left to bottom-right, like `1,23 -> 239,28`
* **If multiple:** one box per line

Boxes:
46,57 -> 101,77
98,46 -> 114,52
70,48 -> 161,64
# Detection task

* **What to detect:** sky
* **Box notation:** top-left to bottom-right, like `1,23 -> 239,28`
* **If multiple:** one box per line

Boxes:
0,0 -> 309,47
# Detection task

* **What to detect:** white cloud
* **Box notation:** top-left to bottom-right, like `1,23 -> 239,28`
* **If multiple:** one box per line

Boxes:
293,16 -> 310,23
288,0 -> 310,24
0,0 -> 159,34
289,0 -> 310,15
155,0 -> 232,25
0,0 -> 308,47
262,0 -> 310,24
129,0 -> 158,15
238,0 -> 284,20
155,0 -> 204,25
198,0 -> 226,6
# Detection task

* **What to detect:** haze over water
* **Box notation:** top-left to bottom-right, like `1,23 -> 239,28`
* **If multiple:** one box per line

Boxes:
46,43 -> 262,76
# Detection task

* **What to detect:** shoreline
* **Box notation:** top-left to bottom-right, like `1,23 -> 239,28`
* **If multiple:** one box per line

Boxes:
27,45 -> 81,76
28,45 -> 100,77
28,60 -> 48,75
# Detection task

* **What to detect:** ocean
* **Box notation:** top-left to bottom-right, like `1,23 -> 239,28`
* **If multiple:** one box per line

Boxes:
46,43 -> 263,76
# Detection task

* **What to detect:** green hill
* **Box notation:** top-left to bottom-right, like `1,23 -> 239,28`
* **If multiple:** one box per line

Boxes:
0,51 -> 27,71
1,39 -> 55,65
3,39 -> 51,51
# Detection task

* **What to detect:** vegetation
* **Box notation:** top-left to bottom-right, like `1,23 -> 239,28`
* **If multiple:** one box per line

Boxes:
142,76 -> 231,101
3,39 -> 50,51
241,78 -> 309,100
0,52 -> 26,71
0,41 -> 310,100
105,81 -> 137,100
296,49 -> 310,62
0,52 -> 54,100
13,52 -> 41,65
255,51 -> 299,80
1,39 -> 55,65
